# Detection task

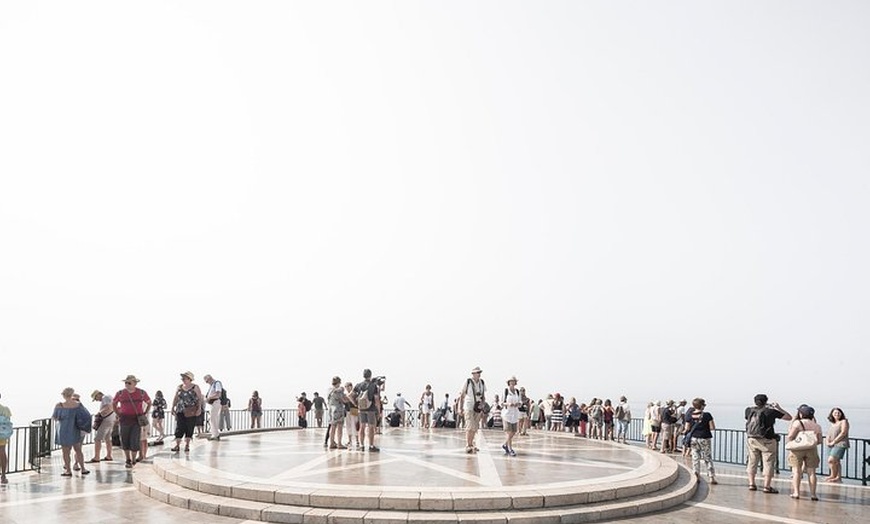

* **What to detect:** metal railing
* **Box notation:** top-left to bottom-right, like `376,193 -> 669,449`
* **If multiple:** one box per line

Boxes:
7,412 -> 867,486
620,418 -> 869,486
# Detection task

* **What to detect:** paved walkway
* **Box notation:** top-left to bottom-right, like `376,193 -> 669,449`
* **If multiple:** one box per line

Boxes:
0,427 -> 867,523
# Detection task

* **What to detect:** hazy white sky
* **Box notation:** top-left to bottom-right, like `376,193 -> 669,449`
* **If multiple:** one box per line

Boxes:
2,2 -> 868,424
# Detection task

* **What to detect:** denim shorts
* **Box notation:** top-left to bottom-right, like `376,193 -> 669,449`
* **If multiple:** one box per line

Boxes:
828,444 -> 847,460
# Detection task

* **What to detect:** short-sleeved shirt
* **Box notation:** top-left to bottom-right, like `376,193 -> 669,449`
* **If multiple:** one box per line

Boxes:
684,409 -> 714,439
99,394 -> 114,415
114,388 -> 151,425
745,406 -> 784,439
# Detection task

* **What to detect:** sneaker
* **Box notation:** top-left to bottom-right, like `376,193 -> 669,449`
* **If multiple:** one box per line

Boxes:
509,449 -> 517,457
368,446 -> 380,452
502,444 -> 510,455
466,446 -> 474,454
125,460 -> 133,469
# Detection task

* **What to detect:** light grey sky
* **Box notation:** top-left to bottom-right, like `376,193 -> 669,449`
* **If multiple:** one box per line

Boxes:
2,2 -> 868,425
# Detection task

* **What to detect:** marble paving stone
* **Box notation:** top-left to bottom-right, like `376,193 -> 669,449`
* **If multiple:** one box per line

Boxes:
363,509 -> 410,524
378,491 -> 420,510
233,481 -> 280,502
452,491 -> 512,511
326,508 -> 369,524
217,497 -> 270,520
418,491 -> 455,511
262,504 -> 308,524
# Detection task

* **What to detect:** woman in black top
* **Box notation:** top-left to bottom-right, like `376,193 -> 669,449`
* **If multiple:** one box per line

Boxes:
684,398 -> 717,485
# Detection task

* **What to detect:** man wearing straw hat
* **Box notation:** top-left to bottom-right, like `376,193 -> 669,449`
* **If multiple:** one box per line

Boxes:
459,366 -> 487,453
87,390 -> 116,463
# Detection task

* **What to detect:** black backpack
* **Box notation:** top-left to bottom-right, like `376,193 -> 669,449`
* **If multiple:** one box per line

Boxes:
220,388 -> 229,406
746,407 -> 766,438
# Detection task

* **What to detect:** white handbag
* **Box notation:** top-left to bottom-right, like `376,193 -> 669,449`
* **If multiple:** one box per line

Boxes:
785,420 -> 818,451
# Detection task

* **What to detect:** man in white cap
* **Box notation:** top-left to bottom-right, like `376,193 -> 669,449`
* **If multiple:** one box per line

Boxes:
459,366 -> 486,453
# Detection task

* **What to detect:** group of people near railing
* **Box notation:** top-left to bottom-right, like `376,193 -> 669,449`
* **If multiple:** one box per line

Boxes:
0,373 -> 860,492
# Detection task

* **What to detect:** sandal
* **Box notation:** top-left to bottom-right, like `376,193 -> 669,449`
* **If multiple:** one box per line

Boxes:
184,445 -> 190,452
748,485 -> 757,491
61,470 -> 72,477
811,496 -> 819,501
790,493 -> 799,499
87,458 -> 101,463
81,469 -> 90,475
102,457 -> 113,461
170,446 -> 180,452
762,486 -> 778,494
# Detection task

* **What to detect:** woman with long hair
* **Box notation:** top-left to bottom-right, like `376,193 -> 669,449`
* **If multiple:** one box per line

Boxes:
825,407 -> 849,483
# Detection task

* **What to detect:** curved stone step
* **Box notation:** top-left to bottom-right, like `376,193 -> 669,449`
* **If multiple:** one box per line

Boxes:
134,462 -> 697,523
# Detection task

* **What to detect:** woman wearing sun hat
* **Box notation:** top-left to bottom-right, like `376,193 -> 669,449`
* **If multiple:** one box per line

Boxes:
113,375 -> 151,469
502,376 -> 521,456
170,371 -> 203,453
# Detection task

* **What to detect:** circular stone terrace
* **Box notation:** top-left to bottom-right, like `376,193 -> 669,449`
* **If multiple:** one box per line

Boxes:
134,426 -> 696,523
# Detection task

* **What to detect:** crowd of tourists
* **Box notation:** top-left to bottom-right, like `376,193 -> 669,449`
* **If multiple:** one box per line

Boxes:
0,369 -> 853,497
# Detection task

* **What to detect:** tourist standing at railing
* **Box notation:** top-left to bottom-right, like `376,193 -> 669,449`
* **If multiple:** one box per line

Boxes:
615,396 -> 631,444
151,390 -> 166,444
113,375 -> 151,469
0,393 -> 12,484
565,397 -> 581,436
88,390 -> 115,463
660,400 -> 678,453
419,385 -> 435,429
312,392 -> 326,428
393,392 -> 411,427
745,393 -> 792,494
248,391 -> 263,429
786,404 -> 823,500
642,401 -> 654,448
220,392 -> 232,432
550,393 -> 564,432
53,387 -> 92,477
825,407 -> 849,483
603,399 -> 615,440
170,371 -> 203,453
683,398 -> 717,485
672,400 -> 688,453
588,398 -> 604,439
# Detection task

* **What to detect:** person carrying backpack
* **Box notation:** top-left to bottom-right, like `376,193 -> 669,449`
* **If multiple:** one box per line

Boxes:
745,393 -> 792,494
353,369 -> 382,452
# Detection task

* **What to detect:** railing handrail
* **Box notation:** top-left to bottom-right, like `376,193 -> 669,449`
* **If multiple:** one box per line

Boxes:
6,411 -> 868,485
